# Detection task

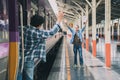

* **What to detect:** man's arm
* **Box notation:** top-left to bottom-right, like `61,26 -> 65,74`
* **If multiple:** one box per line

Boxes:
42,11 -> 64,39
81,25 -> 86,33
42,24 -> 61,38
67,26 -> 74,33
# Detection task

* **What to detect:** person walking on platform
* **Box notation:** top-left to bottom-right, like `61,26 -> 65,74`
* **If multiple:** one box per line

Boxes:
65,22 -> 86,67
17,11 -> 64,80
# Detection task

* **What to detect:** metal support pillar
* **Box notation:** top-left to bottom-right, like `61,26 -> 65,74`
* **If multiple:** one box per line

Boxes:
79,15 -> 82,29
100,24 -> 102,38
50,16 -> 52,29
118,19 -> 120,41
86,4 -> 89,51
46,13 -> 48,30
105,0 -> 111,67
81,11 -> 84,28
43,8 -> 46,30
79,14 -> 81,29
8,0 -> 19,80
112,20 -> 114,40
98,24 -> 100,35
92,0 -> 96,57
81,11 -> 84,48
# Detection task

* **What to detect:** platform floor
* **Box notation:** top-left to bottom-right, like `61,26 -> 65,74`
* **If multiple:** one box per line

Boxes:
67,41 -> 95,80
48,37 -> 95,80
88,37 -> 120,74
48,36 -> 120,80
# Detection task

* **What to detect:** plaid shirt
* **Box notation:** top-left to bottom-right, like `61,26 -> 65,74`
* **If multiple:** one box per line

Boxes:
19,24 -> 61,62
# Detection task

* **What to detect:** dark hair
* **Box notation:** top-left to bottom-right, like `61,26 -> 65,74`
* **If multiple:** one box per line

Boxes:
30,14 -> 45,27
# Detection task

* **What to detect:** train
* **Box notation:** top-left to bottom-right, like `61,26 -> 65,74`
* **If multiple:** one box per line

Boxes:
0,0 -> 63,80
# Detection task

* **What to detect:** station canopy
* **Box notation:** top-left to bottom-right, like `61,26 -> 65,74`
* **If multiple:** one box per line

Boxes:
56,0 -> 120,25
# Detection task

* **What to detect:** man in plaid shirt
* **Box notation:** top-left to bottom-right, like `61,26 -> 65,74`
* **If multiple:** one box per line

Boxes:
17,11 -> 64,80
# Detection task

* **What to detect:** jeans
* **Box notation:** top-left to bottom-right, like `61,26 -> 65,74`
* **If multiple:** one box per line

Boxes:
17,60 -> 34,80
73,45 -> 83,65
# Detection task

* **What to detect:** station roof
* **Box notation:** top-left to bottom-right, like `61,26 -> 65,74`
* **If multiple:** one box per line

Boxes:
56,0 -> 120,25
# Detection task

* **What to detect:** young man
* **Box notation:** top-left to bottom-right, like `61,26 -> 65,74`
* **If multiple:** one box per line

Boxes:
67,23 -> 86,67
17,11 -> 64,80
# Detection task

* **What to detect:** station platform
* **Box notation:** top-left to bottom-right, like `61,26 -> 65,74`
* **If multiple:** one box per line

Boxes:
48,36 -> 120,80
89,37 -> 120,74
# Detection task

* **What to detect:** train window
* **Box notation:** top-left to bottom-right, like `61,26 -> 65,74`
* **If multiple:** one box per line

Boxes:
0,0 -> 9,43
0,0 -> 9,80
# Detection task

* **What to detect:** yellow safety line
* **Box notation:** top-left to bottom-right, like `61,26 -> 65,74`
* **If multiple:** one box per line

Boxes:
65,37 -> 71,80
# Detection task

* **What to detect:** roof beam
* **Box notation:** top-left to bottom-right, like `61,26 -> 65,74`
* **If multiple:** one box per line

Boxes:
64,16 -> 76,19
88,0 -> 103,14
63,10 -> 74,15
96,0 -> 103,8
85,0 -> 92,8
72,1 -> 86,14
72,8 -> 80,15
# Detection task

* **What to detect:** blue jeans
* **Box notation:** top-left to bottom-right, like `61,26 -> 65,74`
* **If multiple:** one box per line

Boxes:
73,45 -> 83,65
17,60 -> 34,80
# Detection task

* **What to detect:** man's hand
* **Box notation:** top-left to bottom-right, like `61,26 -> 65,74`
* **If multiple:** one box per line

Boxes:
57,11 -> 64,24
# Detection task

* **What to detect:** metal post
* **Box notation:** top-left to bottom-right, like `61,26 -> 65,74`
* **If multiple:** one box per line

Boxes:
98,24 -> 100,36
79,15 -> 82,29
47,13 -> 50,30
101,23 -> 102,38
112,20 -> 114,40
79,14 -> 81,29
92,0 -> 96,57
105,0 -> 111,67
51,16 -> 53,28
81,11 -> 84,48
86,4 -> 89,51
8,0 -> 19,80
46,13 -> 48,30
118,19 -> 120,41
43,8 -> 46,30
81,11 -> 84,29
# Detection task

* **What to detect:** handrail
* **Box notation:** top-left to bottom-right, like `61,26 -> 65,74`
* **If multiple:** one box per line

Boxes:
19,4 -> 24,73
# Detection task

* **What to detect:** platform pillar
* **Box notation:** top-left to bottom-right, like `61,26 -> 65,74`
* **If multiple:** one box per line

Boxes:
86,4 -> 89,51
8,0 -> 19,80
118,19 -> 120,41
105,0 -> 111,68
92,0 -> 96,57
111,20 -> 114,40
